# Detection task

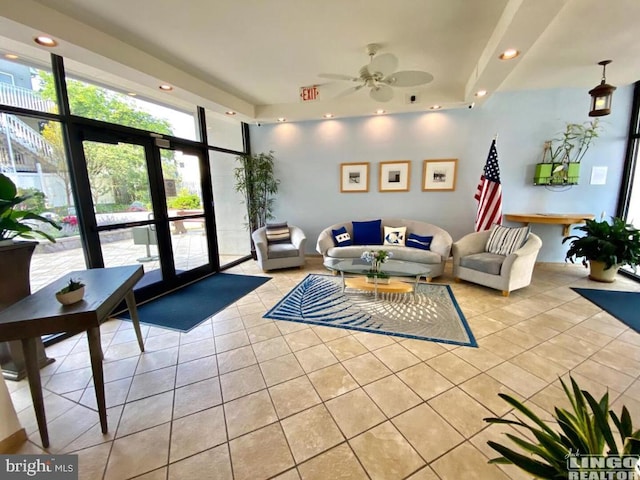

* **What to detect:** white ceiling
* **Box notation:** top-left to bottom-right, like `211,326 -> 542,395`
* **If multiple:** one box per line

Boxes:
0,0 -> 638,123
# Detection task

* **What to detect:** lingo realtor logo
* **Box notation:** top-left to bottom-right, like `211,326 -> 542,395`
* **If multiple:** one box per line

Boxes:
566,451 -> 640,480
1,455 -> 77,479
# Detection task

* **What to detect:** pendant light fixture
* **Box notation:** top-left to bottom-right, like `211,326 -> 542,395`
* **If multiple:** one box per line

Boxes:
588,60 -> 616,117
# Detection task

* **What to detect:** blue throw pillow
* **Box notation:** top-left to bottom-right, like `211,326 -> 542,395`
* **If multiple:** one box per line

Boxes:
352,219 -> 382,245
332,226 -> 352,247
406,233 -> 433,250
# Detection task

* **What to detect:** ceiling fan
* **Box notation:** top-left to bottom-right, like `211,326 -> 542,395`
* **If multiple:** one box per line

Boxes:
319,43 -> 434,102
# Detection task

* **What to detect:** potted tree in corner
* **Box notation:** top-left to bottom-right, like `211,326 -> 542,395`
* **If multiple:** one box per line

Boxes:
234,151 -> 280,259
563,216 -> 640,282
0,173 -> 60,380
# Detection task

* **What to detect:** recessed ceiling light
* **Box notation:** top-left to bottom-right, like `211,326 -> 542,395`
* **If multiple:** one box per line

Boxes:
430,105 -> 441,110
475,90 -> 487,97
127,92 -> 137,96
4,54 -> 19,60
158,84 -> 173,91
277,117 -> 286,122
375,109 -> 385,115
323,113 -> 334,119
499,48 -> 519,60
34,36 -> 58,47
225,111 -> 236,116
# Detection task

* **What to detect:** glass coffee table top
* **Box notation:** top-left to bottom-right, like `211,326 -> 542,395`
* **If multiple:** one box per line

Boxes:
323,258 -> 431,278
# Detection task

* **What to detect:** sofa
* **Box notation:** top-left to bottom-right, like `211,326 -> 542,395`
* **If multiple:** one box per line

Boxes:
252,224 -> 307,272
316,218 -> 453,280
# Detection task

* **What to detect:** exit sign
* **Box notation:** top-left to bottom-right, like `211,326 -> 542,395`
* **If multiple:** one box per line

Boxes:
300,85 -> 320,102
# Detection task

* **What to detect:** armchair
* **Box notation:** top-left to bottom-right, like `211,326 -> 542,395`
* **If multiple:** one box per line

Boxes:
452,230 -> 542,296
252,225 -> 307,272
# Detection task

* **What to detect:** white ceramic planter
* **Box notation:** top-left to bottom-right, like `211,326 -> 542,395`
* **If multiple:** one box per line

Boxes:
588,260 -> 620,283
55,286 -> 85,305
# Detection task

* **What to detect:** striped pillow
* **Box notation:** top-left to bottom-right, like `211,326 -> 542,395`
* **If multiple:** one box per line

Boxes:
265,222 -> 291,244
486,224 -> 530,255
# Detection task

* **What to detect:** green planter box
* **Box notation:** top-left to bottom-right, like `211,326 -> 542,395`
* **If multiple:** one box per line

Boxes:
534,162 -> 580,185
533,163 -> 552,185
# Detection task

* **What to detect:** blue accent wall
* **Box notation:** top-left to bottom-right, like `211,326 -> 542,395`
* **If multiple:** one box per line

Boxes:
249,86 -> 632,262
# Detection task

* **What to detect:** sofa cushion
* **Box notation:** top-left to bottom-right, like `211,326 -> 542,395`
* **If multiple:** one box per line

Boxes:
268,243 -> 300,259
460,252 -> 505,275
486,224 -> 530,255
406,233 -> 433,250
383,226 -> 406,246
352,219 -> 382,245
332,226 -> 353,247
326,245 -> 441,265
265,222 -> 290,244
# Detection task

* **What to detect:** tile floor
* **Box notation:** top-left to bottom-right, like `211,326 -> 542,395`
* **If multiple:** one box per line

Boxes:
6,258 -> 640,480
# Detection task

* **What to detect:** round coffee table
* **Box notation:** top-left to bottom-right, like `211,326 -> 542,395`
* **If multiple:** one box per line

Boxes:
323,258 -> 431,301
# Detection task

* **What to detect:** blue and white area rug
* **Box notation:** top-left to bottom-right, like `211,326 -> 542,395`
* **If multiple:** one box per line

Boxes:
265,274 -> 477,347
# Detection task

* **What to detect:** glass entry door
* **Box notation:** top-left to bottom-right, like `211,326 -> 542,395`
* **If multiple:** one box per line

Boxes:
76,127 -> 215,302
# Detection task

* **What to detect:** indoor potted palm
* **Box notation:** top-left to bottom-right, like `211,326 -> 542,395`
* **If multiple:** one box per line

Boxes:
563,216 -> 640,282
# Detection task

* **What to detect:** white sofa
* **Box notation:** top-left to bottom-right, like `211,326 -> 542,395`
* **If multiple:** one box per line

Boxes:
252,225 -> 307,272
316,218 -> 453,280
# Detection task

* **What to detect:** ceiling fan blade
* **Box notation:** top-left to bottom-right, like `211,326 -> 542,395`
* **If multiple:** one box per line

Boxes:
318,73 -> 358,82
368,53 -> 398,77
335,85 -> 364,98
382,70 -> 434,87
370,84 -> 394,102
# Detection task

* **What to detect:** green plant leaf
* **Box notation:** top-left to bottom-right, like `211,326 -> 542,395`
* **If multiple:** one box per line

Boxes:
486,441 -> 559,478
583,390 -> 617,455
493,394 -> 559,438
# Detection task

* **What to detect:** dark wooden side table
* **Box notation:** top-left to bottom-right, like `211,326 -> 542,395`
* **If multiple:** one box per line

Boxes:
0,265 -> 145,448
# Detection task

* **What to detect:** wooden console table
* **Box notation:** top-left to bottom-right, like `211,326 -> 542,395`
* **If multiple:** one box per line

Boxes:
504,213 -> 595,236
0,265 -> 145,448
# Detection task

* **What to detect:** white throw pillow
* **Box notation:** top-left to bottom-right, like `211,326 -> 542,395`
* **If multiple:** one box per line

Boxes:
383,226 -> 407,246
486,224 -> 530,255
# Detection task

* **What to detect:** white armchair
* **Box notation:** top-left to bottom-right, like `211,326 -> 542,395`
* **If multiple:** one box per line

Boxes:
252,225 -> 307,272
452,230 -> 542,296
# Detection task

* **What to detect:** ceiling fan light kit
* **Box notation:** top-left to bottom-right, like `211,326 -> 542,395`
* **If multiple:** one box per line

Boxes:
319,43 -> 434,103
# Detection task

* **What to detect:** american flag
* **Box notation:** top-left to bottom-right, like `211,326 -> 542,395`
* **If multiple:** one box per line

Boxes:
474,139 -> 503,232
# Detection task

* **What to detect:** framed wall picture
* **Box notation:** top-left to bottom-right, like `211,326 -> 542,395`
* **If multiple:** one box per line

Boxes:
422,159 -> 458,191
379,161 -> 411,192
340,162 -> 370,192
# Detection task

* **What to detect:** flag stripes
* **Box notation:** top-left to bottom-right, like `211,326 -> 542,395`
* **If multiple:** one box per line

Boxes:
474,139 -> 503,232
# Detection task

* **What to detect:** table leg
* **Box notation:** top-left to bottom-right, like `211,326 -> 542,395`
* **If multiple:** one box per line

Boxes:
340,271 -> 345,293
414,275 -> 420,302
125,291 -> 145,353
87,327 -> 108,434
21,337 -> 49,448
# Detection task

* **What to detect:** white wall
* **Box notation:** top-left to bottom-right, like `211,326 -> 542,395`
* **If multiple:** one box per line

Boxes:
249,86 -> 632,262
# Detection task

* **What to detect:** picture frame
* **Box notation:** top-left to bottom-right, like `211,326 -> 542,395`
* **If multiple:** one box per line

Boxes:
422,159 -> 458,191
340,162 -> 370,192
379,161 -> 411,192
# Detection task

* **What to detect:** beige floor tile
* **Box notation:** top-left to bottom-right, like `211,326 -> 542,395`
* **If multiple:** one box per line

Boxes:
298,443 -> 368,480
30,403 -> 101,452
216,345 -> 257,374
363,375 -> 422,417
269,375 -> 322,419
259,353 -> 305,386
307,363 -> 359,401
478,333 -> 527,360
169,406 -> 227,463
175,354 -> 218,388
397,362 -> 454,400
491,326 -> 543,349
252,337 -> 292,362
177,338 -> 216,363
590,348 -> 640,377
135,346 -> 179,374
564,324 -> 615,347
572,359 -> 635,392
127,365 -> 177,402
102,356 -> 138,383
44,367 -> 93,394
371,343 -> 421,372
487,361 -> 548,398
276,320 -> 310,335
431,442 -> 511,480
510,350 -> 568,383
617,329 -> 640,347
469,423 -> 534,480
352,331 -> 396,351
281,404 -> 344,463
220,364 -> 266,402
229,423 -> 295,480
428,387 -> 494,438
451,345 -> 504,371
62,405 -> 123,453
350,421 -> 425,479
294,344 -> 338,373
213,318 -> 245,336
459,373 -> 520,417
224,389 -> 277,439
398,338 -> 448,360
427,351 -> 481,384
312,325 -> 352,343
79,377 -> 132,411
75,442 -> 111,480
145,332 -> 181,350
284,328 -> 323,351
406,466 -> 441,480
173,377 -> 222,419
168,444 -> 232,480
104,423 -> 171,480
465,315 -> 508,339
271,468 -> 301,480
325,335 -> 368,361
247,322 -> 282,343
117,390 -> 174,437
325,388 -> 386,438
611,394 -> 640,423
214,330 -> 250,353
342,352 -> 393,386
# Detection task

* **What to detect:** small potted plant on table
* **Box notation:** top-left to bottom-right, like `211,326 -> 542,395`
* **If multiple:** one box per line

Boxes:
55,278 -> 86,305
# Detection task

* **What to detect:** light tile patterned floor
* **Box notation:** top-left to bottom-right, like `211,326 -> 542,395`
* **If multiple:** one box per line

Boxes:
7,258 -> 640,480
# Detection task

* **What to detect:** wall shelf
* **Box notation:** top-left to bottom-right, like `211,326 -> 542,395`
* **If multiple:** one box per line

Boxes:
504,213 -> 595,236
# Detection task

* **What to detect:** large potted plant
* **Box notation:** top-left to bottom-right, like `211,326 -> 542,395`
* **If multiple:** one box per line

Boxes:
234,151 -> 280,257
563,216 -> 640,282
0,173 -> 60,380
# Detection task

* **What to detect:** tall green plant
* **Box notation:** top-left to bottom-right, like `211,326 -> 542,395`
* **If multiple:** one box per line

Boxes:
234,151 -> 280,234
484,376 -> 640,479
549,120 -> 601,163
